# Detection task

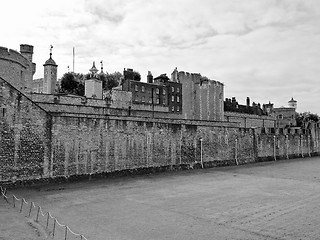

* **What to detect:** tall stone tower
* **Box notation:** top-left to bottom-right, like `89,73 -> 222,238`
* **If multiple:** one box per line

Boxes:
43,46 -> 58,94
20,44 -> 36,91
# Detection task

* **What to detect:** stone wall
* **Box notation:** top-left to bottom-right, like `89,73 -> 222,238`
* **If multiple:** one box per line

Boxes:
0,77 -> 51,181
224,111 -> 276,128
49,116 -> 242,178
1,77 -> 319,183
0,46 -> 35,92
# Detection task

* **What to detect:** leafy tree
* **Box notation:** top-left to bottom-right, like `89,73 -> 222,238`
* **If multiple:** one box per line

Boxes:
132,71 -> 141,81
101,72 -> 122,91
60,72 -> 84,96
296,112 -> 319,127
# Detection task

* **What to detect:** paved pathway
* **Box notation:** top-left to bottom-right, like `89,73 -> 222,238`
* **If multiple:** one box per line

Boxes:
6,157 -> 320,240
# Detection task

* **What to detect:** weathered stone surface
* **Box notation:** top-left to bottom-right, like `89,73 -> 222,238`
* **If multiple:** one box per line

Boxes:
1,77 -> 320,184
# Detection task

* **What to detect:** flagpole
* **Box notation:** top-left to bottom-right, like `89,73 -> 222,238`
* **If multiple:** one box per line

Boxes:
73,47 -> 75,72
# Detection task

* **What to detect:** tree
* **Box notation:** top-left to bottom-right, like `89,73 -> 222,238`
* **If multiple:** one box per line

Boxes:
102,72 -> 122,91
296,112 -> 319,128
60,72 -> 85,96
132,71 -> 141,81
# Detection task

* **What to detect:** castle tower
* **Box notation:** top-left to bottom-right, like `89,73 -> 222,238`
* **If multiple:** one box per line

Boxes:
20,44 -> 36,91
288,97 -> 297,110
20,44 -> 34,62
85,62 -> 102,99
43,45 -> 58,94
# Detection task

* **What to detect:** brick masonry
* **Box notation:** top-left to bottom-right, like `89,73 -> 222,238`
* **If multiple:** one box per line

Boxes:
1,77 -> 320,183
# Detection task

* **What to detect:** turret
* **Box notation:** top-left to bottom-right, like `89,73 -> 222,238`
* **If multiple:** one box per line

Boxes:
20,44 -> 33,62
85,62 -> 102,99
43,45 -> 58,94
288,97 -> 297,110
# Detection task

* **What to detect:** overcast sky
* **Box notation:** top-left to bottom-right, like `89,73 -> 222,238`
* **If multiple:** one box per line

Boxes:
1,0 -> 320,113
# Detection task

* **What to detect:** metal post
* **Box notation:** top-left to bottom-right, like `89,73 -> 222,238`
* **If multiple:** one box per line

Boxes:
200,138 -> 203,168
46,212 -> 50,229
273,136 -> 276,161
286,135 -> 289,159
28,202 -> 33,217
301,135 -> 304,158
36,206 -> 40,222
20,199 -> 24,213
53,219 -> 56,238
308,135 -> 311,157
64,226 -> 68,240
235,139 -> 238,165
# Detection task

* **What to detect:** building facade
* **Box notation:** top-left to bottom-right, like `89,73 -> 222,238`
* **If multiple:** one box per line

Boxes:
122,68 -> 182,115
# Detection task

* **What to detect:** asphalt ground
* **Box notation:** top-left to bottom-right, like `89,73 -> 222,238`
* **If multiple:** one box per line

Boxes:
3,156 -> 320,240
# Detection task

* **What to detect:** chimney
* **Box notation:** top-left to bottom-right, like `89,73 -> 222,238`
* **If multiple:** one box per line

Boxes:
246,97 -> 250,107
147,71 -> 153,83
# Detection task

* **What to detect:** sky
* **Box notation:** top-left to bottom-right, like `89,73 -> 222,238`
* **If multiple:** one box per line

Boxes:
1,0 -> 320,113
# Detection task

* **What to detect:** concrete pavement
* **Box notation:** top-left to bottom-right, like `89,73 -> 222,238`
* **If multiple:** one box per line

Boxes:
7,157 -> 320,240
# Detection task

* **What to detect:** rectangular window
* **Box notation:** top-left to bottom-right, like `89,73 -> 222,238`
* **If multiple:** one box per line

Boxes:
172,96 -> 175,102
156,88 -> 159,94
171,86 -> 174,93
156,98 -> 159,104
1,108 -> 6,118
177,87 -> 180,93
177,106 -> 180,112
163,89 -> 166,95
177,96 -> 180,102
142,86 -> 145,92
135,85 -> 138,92
142,96 -> 145,103
172,106 -> 175,112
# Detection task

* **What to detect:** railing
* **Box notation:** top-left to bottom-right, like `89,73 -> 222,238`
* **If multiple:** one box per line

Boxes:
0,186 -> 88,240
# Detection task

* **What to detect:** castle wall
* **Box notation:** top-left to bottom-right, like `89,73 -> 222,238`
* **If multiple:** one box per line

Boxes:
0,77 -> 51,181
1,77 -> 320,183
224,111 -> 276,128
0,46 -> 34,92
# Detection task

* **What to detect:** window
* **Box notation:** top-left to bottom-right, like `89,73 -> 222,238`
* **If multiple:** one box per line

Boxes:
177,106 -> 180,112
177,88 -> 180,93
135,96 -> 139,102
171,86 -> 174,93
156,88 -> 159,94
135,85 -> 138,92
163,89 -> 166,95
278,114 -> 283,119
156,98 -> 159,104
142,97 -> 145,103
142,86 -> 145,92
1,108 -> 6,118
177,96 -> 180,102
172,106 -> 175,112
172,96 -> 175,102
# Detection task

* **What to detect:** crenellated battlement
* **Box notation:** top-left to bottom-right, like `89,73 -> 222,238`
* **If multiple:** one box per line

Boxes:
0,46 -> 30,67
178,71 -> 223,87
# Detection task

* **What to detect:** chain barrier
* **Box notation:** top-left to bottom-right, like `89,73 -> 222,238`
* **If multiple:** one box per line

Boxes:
0,186 -> 88,240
